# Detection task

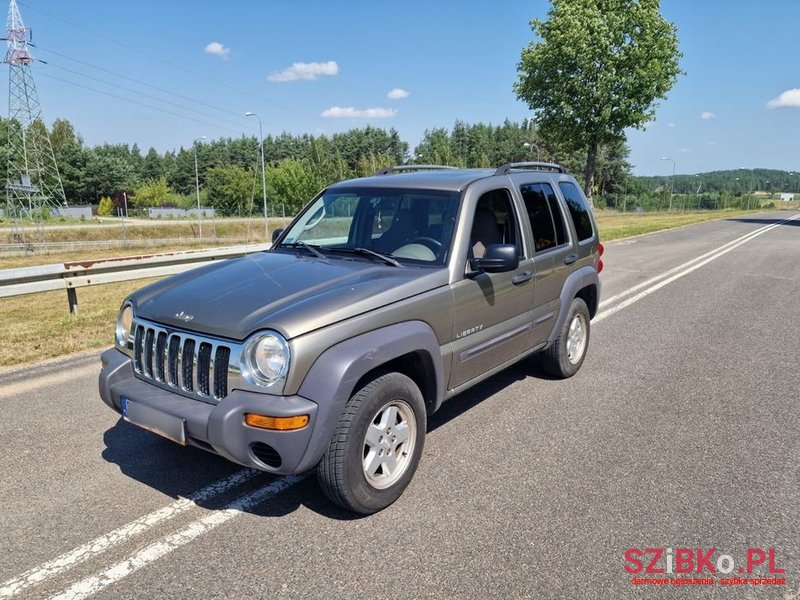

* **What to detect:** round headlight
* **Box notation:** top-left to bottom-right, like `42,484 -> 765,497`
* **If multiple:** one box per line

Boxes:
115,304 -> 134,348
242,332 -> 290,386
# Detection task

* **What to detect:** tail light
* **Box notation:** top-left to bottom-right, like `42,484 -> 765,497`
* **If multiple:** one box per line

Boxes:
597,242 -> 604,273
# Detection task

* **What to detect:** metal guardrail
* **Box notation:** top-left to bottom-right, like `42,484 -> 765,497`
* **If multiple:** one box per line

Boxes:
0,243 -> 270,313
0,236 -> 255,254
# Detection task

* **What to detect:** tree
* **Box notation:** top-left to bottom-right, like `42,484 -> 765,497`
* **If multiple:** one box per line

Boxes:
97,196 -> 114,216
204,165 -> 253,217
133,177 -> 170,208
514,0 -> 683,203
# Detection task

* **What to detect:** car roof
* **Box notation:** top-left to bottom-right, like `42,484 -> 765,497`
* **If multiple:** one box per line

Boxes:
328,168 -> 497,192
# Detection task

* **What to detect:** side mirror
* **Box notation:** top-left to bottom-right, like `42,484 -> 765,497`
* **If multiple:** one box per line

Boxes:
470,244 -> 520,273
271,228 -> 284,243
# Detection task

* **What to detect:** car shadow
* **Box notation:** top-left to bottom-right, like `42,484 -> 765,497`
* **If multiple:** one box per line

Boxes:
726,216 -> 800,226
102,356 -> 551,521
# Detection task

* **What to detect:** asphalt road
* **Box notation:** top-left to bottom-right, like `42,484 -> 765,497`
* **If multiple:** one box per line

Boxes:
1,211 -> 798,599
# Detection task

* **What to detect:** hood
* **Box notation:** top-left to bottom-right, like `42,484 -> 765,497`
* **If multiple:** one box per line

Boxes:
130,251 -> 448,340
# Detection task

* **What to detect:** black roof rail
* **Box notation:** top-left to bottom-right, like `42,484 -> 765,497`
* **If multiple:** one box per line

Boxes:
494,161 -> 565,176
373,165 -> 459,176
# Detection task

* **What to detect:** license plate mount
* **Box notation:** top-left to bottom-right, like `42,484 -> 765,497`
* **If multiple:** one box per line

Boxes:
121,397 -> 187,446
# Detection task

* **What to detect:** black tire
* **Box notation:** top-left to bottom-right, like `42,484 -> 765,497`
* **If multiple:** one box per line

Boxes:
317,372 -> 426,514
541,297 -> 591,379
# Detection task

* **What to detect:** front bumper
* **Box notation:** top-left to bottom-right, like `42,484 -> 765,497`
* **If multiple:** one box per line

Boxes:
99,348 -> 318,474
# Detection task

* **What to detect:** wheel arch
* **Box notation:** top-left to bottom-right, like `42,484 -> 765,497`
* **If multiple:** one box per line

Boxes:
293,320 -> 443,472
549,266 -> 600,343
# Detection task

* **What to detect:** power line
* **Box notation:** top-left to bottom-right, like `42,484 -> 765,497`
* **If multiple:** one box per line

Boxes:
18,1 -> 294,113
42,60 -> 255,131
37,71 -> 244,136
35,44 -> 260,126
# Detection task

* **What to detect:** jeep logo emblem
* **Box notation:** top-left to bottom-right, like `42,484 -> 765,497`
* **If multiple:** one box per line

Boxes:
175,311 -> 194,322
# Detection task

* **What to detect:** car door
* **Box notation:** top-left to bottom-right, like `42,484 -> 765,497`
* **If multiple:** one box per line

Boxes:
448,184 -> 535,391
517,179 -> 575,347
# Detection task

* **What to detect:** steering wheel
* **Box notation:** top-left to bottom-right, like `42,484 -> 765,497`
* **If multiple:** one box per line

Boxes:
404,237 -> 442,254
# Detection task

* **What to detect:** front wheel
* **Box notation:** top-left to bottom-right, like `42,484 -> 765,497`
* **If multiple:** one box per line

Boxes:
540,297 -> 591,378
317,372 -> 426,514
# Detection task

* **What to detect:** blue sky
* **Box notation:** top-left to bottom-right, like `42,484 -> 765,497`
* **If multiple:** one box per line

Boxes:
11,0 -> 800,176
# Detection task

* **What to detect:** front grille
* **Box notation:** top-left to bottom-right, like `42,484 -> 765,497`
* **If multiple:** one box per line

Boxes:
132,321 -> 232,402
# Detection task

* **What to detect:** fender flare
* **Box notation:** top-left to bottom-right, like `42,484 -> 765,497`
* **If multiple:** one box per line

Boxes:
549,266 -> 600,343
293,320 -> 444,472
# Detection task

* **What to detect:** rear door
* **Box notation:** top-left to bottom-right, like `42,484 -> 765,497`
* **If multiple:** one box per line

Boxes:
516,179 -> 575,346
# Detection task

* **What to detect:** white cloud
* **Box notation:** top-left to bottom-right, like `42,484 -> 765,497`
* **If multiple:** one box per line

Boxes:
707,141 -> 718,147
678,147 -> 691,153
700,111 -> 716,120
204,42 -> 230,60
667,122 -> 676,128
321,106 -> 397,119
268,61 -> 339,82
387,88 -> 410,100
766,88 -> 800,109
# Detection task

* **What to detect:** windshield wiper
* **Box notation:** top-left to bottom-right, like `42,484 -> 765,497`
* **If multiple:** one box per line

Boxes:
329,247 -> 403,267
282,240 -> 326,259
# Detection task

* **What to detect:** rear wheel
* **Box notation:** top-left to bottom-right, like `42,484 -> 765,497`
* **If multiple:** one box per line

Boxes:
541,297 -> 590,378
317,372 -> 426,514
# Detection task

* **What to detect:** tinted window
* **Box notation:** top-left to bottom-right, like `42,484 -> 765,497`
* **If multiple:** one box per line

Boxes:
520,183 -> 567,252
558,182 -> 594,241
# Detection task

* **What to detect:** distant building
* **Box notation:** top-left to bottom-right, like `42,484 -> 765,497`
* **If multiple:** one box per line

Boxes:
148,207 -> 215,219
53,206 -> 93,219
780,193 -> 795,202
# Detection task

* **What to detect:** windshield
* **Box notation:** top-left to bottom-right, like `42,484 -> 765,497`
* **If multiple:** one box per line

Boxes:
280,187 -> 460,265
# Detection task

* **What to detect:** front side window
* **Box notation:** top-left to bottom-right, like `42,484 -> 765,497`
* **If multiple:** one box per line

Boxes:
280,187 -> 460,265
469,189 -> 520,259
558,181 -> 594,242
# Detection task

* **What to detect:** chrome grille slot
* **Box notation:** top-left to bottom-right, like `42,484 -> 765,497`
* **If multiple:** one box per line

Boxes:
214,346 -> 230,398
197,342 -> 212,396
133,325 -> 144,372
130,318 -> 234,404
182,339 -> 196,392
154,332 -> 167,382
143,328 -> 155,377
167,335 -> 180,385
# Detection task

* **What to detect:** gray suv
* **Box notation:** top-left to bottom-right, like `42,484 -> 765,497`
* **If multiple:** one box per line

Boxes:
99,162 -> 603,514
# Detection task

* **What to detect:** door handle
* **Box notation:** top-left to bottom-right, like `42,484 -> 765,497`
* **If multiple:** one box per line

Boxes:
512,271 -> 532,285
564,254 -> 578,265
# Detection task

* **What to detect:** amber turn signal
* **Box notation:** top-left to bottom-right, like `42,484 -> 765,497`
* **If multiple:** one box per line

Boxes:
244,413 -> 309,431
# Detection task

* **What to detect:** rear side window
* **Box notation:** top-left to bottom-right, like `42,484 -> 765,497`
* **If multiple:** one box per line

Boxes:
520,183 -> 567,252
558,182 -> 594,242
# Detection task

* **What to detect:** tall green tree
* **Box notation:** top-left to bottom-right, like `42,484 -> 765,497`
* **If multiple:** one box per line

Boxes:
204,165 -> 253,217
514,0 -> 683,203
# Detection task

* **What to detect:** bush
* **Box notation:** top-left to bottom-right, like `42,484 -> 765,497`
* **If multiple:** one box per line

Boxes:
97,196 -> 114,216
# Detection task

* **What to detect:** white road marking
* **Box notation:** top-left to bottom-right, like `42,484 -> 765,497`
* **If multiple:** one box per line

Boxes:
595,215 -> 798,323
598,220 -> 780,310
0,469 -> 259,598
48,475 -> 305,600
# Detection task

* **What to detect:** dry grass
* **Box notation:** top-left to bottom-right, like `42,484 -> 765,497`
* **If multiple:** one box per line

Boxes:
0,278 -> 160,367
594,209 -> 756,241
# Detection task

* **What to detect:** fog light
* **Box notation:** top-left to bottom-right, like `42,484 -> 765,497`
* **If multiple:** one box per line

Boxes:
245,413 -> 309,431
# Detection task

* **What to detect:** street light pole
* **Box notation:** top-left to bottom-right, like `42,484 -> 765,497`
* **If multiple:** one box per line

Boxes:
246,112 -> 269,241
661,157 -> 675,211
193,136 -> 207,238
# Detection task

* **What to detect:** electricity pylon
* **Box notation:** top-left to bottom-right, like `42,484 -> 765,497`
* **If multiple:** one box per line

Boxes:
4,0 -> 66,242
